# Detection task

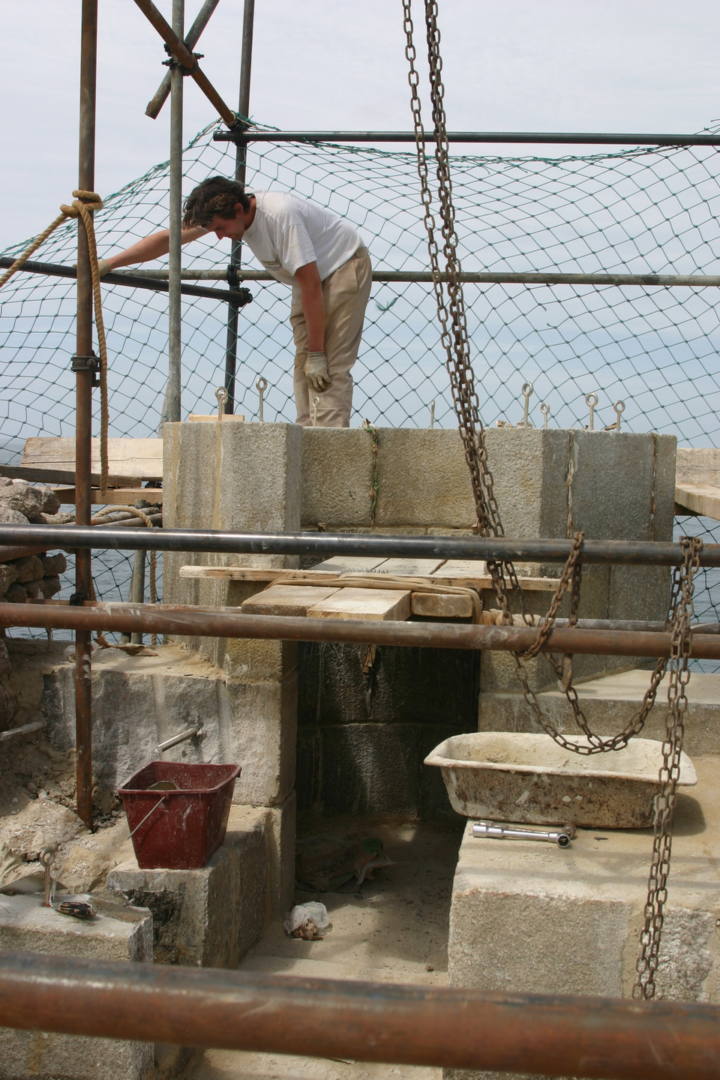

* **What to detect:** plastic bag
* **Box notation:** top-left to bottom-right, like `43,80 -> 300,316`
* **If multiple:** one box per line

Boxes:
283,901 -> 332,940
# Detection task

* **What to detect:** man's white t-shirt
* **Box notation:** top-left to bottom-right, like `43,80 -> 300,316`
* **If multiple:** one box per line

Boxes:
242,192 -> 363,285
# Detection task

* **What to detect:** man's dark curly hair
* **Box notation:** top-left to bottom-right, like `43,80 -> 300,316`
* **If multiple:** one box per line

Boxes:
182,176 -> 252,227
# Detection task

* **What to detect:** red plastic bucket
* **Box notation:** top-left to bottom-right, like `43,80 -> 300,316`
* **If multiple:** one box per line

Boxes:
118,761 -> 241,869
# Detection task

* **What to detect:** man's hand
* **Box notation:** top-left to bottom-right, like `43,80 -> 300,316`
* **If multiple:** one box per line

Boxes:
304,351 -> 331,393
96,258 -> 111,277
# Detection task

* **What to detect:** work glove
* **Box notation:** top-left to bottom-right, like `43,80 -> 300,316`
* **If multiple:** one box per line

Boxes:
304,351 -> 331,393
96,258 -> 111,277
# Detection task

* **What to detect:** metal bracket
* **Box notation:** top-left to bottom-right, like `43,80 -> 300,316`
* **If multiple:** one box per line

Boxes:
70,353 -> 100,385
162,48 -> 203,75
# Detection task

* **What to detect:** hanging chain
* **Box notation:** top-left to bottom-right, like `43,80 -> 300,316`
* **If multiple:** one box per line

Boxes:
633,536 -> 701,999
402,0 -> 685,758
403,0 -> 701,1002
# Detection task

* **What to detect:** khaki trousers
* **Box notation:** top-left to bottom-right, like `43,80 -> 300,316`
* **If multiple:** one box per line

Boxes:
291,246 -> 372,427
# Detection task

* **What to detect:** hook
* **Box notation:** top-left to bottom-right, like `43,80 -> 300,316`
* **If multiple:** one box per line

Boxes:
612,400 -> 625,431
585,393 -> 599,431
518,382 -> 534,427
215,387 -> 228,421
256,377 -> 268,423
539,402 -> 551,429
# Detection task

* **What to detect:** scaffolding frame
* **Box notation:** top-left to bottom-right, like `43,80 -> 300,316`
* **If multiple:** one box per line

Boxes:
3,2 -> 718,1073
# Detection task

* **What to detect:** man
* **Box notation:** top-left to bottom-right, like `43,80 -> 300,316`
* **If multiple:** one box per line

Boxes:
100,176 -> 372,427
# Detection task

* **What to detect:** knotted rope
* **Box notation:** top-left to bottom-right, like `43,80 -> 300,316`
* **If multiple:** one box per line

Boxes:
0,190 -> 110,489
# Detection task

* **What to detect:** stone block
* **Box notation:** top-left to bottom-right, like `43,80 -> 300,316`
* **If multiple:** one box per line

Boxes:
444,755 -> 720,1080
41,646 -> 296,808
374,429 -> 476,528
163,422 -> 302,630
107,804 -> 267,967
478,668 -> 720,757
0,894 -> 153,1080
301,427 -> 374,527
318,722 -> 465,818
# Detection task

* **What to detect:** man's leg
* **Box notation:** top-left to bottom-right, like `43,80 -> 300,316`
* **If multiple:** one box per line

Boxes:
290,293 -> 311,426
290,248 -> 371,428
317,248 -> 372,427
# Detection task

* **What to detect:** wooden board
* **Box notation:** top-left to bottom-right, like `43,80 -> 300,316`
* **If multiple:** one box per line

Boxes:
411,592 -> 473,618
241,584 -> 339,616
675,482 -> 720,520
371,557 -> 444,576
22,437 -> 163,479
308,588 -> 411,621
308,556 -> 388,574
53,487 -> 163,506
188,414 -> 245,423
178,561 -> 559,592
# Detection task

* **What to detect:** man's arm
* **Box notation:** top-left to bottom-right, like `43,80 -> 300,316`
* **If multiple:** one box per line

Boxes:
294,261 -> 325,350
102,224 -> 210,273
294,261 -> 331,392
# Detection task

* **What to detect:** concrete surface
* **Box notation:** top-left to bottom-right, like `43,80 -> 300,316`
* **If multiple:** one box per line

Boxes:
478,667 -> 720,756
0,892 -> 153,1080
445,753 -> 720,1080
107,805 -> 268,968
189,815 -> 463,1080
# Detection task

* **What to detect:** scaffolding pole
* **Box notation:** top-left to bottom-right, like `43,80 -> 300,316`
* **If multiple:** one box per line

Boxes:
0,952 -> 717,1080
72,0 -> 98,829
223,0 -> 255,414
214,128 -> 720,147
0,524 -> 716,566
3,601 -> 720,660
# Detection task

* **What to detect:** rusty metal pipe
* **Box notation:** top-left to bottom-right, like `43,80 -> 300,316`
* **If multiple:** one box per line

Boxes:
0,953 -> 717,1079
2,602 -> 720,660
73,0 -> 98,830
0,524 -> 717,567
133,0 -> 237,126
145,0 -> 221,118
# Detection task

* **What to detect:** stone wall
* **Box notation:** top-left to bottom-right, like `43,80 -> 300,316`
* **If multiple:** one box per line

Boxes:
162,422 -> 677,822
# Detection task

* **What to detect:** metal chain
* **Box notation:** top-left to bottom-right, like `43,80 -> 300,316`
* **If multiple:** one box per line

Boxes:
402,0 -> 683,758
403,0 -> 701,1002
632,536 -> 702,999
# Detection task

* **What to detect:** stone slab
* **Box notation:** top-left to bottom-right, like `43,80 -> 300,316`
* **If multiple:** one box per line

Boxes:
0,893 -> 153,1080
107,804 -> 267,968
445,753 -> 720,1080
478,667 -> 720,756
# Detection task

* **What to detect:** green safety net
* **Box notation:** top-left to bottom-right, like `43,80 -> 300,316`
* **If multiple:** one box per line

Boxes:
1,117 -> 719,635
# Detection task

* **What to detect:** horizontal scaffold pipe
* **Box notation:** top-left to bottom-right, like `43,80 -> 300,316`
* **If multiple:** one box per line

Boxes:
0,257 -> 252,305
0,952 -> 717,1080
3,602 -> 720,660
213,128 -> 720,147
0,524 -> 718,567
8,257 -> 719,291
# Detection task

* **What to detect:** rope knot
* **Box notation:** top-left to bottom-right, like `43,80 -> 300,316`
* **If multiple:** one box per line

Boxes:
60,191 -> 104,219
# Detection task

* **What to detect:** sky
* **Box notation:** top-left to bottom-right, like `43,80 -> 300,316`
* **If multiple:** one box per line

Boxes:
1,1 -> 719,250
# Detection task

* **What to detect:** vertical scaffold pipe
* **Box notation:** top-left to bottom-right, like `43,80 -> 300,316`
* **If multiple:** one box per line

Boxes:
74,0 -> 98,829
223,0 -> 255,414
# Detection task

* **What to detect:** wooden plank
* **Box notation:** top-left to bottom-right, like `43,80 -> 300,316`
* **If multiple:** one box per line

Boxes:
188,414 -> 245,422
178,563 -> 560,591
21,437 -> 163,479
675,482 -> 720,520
431,559 -> 488,580
53,488 -> 163,506
180,566 -> 339,583
241,584 -> 339,616
676,447 -> 720,486
0,463 -> 145,487
372,557 -> 444,576
308,588 -> 411,621
308,556 -> 387,574
411,592 -> 474,618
